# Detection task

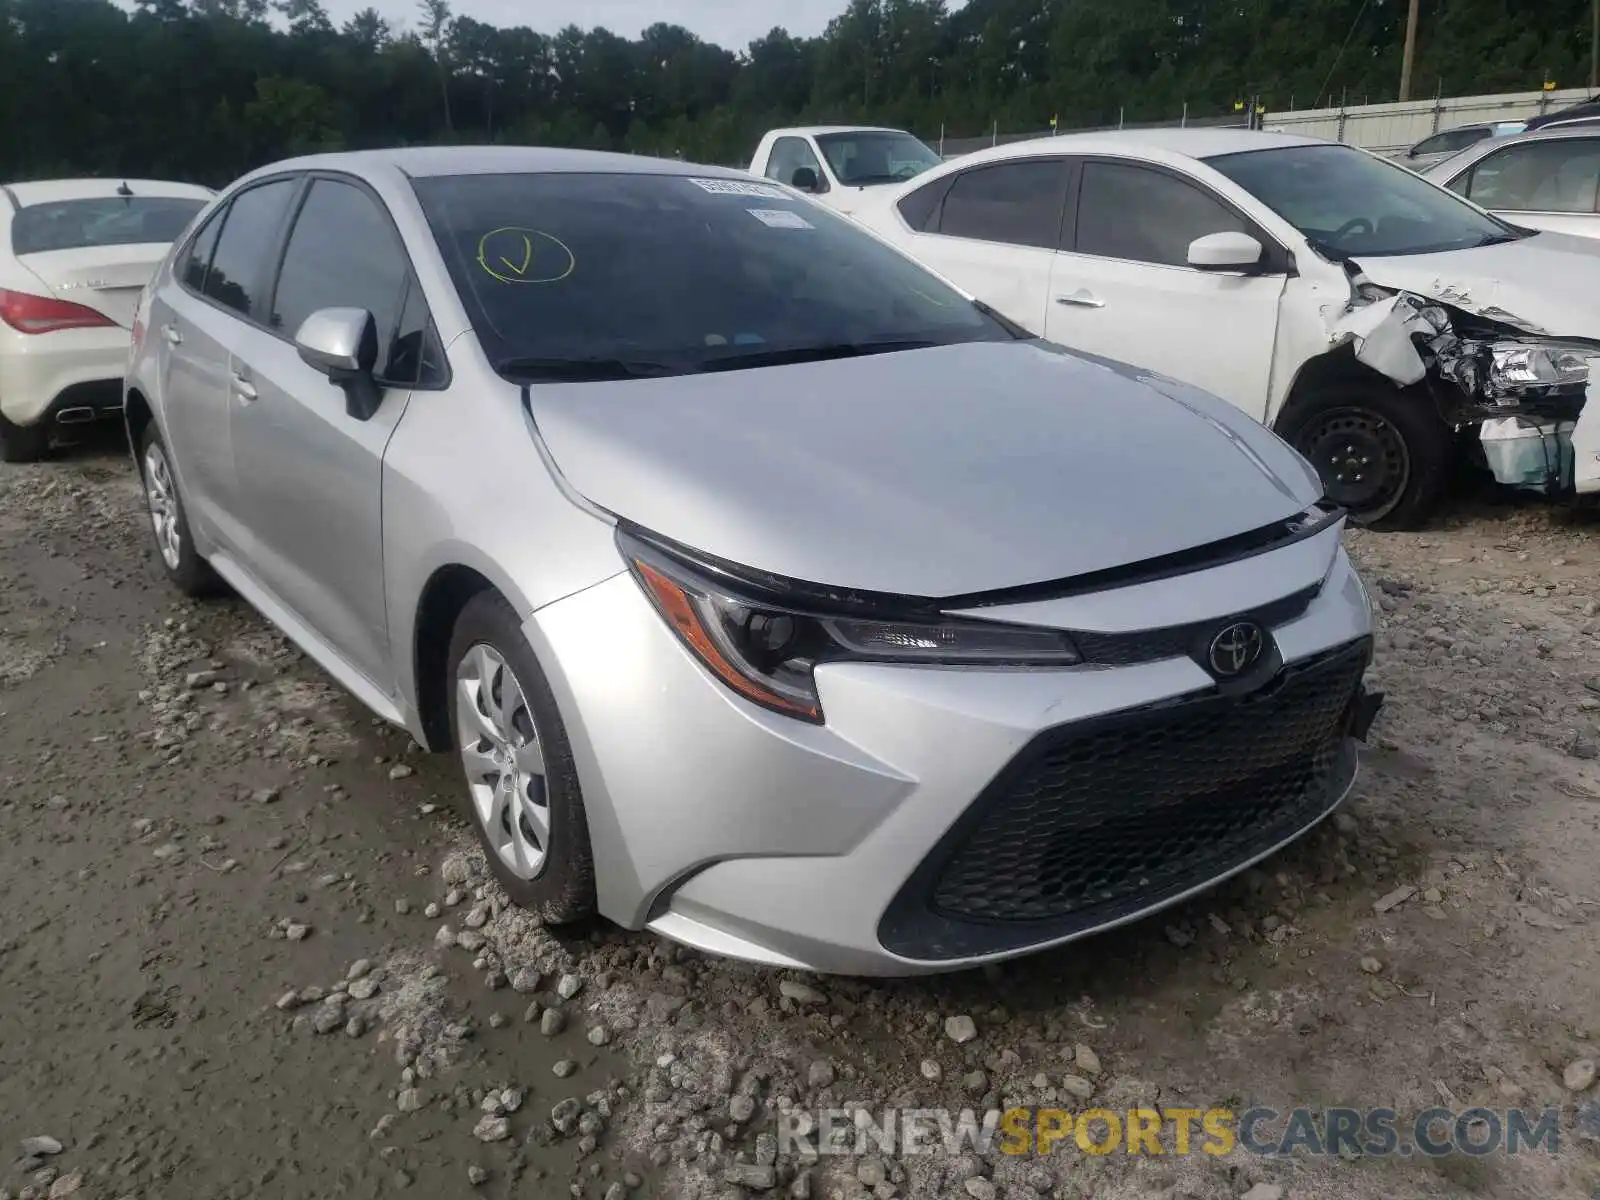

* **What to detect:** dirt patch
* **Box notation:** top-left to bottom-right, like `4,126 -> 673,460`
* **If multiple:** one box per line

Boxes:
1,436 -> 1597,1200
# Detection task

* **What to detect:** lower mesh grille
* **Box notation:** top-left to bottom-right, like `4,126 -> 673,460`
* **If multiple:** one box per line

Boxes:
879,638 -> 1369,957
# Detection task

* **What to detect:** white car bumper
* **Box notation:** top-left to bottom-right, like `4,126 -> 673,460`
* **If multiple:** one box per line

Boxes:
0,323 -> 131,427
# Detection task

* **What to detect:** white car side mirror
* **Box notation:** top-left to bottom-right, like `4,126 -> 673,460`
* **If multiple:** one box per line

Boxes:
1187,231 -> 1265,270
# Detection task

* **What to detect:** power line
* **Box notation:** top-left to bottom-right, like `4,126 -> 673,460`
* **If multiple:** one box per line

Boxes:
1316,0 -> 1374,109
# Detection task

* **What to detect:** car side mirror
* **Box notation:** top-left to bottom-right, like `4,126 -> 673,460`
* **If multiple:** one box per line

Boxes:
1186,231 -> 1265,271
790,166 -> 820,193
295,307 -> 382,421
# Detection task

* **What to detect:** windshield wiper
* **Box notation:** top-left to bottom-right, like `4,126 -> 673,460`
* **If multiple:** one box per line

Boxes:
493,356 -> 682,382
1470,230 -> 1525,247
972,299 -> 1031,339
842,173 -> 909,186
1306,237 -> 1352,263
696,339 -> 940,372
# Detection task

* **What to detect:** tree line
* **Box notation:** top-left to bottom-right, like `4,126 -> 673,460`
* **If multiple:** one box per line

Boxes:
1,0 -> 1595,186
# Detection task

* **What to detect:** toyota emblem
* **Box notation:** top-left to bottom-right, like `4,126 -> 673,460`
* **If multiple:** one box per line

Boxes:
1207,621 -> 1266,678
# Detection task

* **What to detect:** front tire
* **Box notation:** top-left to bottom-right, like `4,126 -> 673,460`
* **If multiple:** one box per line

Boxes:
446,590 -> 595,924
1278,383 -> 1453,531
137,423 -> 220,596
0,409 -> 50,463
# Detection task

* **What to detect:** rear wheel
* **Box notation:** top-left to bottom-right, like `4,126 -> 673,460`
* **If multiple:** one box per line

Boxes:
446,590 -> 595,924
1278,384 -> 1453,530
0,409 -> 49,463
137,423 -> 220,596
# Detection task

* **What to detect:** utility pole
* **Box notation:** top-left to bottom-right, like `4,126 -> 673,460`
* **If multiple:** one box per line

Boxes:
1399,0 -> 1420,101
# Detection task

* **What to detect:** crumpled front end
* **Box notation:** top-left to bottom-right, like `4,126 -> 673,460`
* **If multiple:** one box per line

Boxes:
1327,274 -> 1600,497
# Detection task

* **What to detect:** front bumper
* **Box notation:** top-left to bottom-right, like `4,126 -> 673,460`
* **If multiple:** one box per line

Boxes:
525,527 -> 1376,976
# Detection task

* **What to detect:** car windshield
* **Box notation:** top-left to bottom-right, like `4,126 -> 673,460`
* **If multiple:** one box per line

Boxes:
1208,143 -> 1522,258
10,196 -> 206,255
412,170 -> 1013,382
814,132 -> 944,186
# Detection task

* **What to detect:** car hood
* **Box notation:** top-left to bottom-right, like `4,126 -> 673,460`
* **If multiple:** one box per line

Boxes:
1356,231 -> 1600,334
526,340 -> 1321,597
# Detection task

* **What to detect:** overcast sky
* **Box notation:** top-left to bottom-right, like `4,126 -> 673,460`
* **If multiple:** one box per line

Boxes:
324,0 -> 849,51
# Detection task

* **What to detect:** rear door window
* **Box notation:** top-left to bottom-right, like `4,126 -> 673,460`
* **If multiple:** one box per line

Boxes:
179,207 -> 226,294
896,175 -> 951,231
1464,138 -> 1600,212
201,179 -> 298,320
934,160 -> 1070,249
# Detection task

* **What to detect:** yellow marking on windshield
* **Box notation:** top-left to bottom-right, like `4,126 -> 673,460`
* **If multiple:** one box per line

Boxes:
476,227 -> 576,284
501,233 -> 532,275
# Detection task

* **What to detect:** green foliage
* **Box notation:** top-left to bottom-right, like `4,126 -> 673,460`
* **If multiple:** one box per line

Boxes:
0,0 -> 1594,183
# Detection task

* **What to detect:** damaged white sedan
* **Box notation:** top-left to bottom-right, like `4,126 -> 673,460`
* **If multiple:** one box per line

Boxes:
853,129 -> 1600,527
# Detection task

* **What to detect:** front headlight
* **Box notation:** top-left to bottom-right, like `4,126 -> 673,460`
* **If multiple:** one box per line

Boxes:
621,532 -> 1081,723
1485,343 -> 1589,399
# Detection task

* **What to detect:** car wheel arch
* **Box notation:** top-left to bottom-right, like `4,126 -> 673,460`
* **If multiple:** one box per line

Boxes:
1273,345 -> 1456,529
1271,344 -> 1418,433
409,556 -> 542,753
124,387 -> 155,456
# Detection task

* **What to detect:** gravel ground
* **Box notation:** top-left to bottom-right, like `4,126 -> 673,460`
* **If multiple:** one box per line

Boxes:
2,431 -> 1598,1200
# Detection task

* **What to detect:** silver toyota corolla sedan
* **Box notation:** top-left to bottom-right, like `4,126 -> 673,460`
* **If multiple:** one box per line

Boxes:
124,147 -> 1382,976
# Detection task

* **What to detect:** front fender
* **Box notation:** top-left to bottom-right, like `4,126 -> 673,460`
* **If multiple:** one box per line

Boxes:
379,379 -> 624,739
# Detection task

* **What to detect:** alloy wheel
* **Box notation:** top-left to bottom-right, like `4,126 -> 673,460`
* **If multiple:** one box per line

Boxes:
144,443 -> 183,570
455,643 -> 550,879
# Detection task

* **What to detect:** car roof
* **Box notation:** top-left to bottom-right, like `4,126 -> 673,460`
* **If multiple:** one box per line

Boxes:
766,126 -> 907,137
1452,124 -> 1600,149
1420,122 -> 1600,178
235,145 -> 764,186
1,178 -> 215,207
1528,98 -> 1600,124
942,127 -> 1326,171
1534,114 -> 1600,130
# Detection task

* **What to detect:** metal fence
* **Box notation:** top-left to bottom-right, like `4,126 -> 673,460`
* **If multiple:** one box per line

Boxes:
925,86 -> 1596,160
1262,87 -> 1594,153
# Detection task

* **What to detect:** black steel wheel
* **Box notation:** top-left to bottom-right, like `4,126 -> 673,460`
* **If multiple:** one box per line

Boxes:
1278,383 -> 1453,531
1298,406 -> 1412,524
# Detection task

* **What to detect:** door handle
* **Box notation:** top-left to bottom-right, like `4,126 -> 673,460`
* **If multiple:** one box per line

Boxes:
1055,290 -> 1105,308
162,324 -> 182,345
230,370 -> 257,402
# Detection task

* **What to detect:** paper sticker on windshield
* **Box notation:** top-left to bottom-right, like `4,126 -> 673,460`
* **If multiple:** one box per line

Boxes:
688,177 -> 789,199
747,208 -> 813,230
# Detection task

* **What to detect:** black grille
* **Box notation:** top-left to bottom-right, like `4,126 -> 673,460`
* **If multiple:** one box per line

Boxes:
878,638 -> 1370,959
1069,585 -> 1318,667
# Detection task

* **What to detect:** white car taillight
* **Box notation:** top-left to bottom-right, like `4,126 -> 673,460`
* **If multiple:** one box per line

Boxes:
0,289 -> 116,334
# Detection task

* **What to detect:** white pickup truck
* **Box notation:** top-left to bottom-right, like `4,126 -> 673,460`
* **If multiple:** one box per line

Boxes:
748,126 -> 946,215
